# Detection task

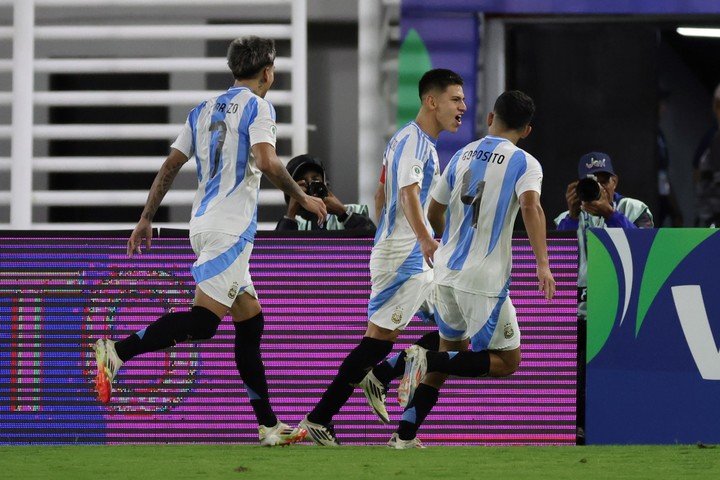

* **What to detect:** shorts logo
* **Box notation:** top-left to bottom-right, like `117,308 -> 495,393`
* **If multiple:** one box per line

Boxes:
228,281 -> 239,299
391,306 -> 404,325
504,323 -> 514,339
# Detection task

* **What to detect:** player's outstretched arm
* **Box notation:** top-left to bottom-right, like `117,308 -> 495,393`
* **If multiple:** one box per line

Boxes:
252,142 -> 327,224
127,148 -> 189,257
400,184 -> 438,266
519,190 -> 555,300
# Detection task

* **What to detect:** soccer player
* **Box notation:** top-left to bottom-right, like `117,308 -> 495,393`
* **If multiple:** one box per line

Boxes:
300,69 -> 467,445
92,36 -> 326,447
388,90 -> 555,448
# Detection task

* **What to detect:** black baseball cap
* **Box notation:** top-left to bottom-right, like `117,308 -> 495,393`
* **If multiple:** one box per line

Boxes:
286,154 -> 325,182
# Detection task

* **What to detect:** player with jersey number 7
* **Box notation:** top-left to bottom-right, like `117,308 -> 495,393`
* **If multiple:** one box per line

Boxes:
91,36 -> 326,447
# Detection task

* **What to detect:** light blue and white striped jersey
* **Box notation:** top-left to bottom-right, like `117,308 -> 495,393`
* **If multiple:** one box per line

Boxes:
431,135 -> 543,295
371,121 -> 440,274
172,86 -> 277,241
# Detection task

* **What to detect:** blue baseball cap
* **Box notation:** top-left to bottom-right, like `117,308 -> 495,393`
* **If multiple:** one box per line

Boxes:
578,152 -> 614,179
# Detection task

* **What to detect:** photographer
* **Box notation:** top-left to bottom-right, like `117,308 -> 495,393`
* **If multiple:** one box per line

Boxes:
554,151 -> 653,445
275,154 -> 376,234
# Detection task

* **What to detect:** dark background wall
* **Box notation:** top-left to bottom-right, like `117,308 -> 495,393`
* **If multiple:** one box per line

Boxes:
506,23 -> 658,224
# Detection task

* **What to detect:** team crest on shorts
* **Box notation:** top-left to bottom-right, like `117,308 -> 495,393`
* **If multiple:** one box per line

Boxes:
391,306 -> 404,324
503,323 -> 514,339
228,281 -> 239,299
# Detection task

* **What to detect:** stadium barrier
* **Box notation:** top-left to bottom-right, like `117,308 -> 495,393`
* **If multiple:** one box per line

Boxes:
586,228 -> 720,444
1,230 -> 578,445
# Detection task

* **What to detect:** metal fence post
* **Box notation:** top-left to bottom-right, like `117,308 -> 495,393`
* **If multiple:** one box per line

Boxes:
10,0 -> 34,228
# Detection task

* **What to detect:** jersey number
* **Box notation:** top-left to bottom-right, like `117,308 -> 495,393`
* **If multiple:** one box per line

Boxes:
460,169 -> 485,229
208,120 -> 227,178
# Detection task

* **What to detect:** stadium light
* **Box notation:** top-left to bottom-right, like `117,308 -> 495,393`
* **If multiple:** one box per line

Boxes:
676,27 -> 720,38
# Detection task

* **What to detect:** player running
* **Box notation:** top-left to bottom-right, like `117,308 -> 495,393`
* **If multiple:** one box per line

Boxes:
92,36 -> 325,447
389,90 -> 555,448
300,69 -> 466,445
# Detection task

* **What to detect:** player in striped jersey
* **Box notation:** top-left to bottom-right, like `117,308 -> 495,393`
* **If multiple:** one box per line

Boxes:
92,36 -> 325,446
389,90 -> 556,448
301,69 -> 466,445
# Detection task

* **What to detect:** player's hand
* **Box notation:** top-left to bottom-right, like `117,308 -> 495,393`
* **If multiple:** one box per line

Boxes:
322,190 -> 346,216
127,217 -> 152,257
537,264 -> 555,300
420,236 -> 440,267
300,194 -> 327,226
565,181 -> 580,219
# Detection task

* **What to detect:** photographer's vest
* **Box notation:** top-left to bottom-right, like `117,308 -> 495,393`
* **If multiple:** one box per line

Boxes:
293,203 -> 369,231
554,194 -> 652,288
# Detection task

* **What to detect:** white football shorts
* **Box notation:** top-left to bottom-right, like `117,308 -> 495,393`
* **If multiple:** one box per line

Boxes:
433,284 -> 520,351
189,232 -> 257,308
368,269 -> 432,330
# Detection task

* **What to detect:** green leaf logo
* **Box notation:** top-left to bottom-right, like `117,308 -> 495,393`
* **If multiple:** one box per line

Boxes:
587,231 -> 619,363
635,229 -> 717,336
397,29 -> 433,128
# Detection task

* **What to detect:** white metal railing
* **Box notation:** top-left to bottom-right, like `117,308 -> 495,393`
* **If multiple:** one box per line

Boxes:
358,0 -> 399,209
1,0 -> 308,230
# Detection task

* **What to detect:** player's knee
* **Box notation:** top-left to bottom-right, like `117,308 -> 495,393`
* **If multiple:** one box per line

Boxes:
500,359 -> 520,376
187,306 -> 222,340
489,349 -> 521,377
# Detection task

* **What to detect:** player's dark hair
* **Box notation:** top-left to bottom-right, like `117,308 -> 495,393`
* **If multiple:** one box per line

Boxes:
227,36 -> 276,80
493,90 -> 535,130
418,69 -> 464,99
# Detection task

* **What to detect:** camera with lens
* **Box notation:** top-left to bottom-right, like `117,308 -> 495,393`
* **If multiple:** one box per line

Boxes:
306,180 -> 329,199
576,175 -> 601,202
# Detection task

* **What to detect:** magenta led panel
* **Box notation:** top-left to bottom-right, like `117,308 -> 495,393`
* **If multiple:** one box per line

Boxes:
0,232 -> 578,445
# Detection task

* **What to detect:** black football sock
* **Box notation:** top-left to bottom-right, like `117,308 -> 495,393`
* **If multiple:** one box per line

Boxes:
308,336 -> 393,425
397,383 -> 440,440
372,331 -> 441,385
234,312 -> 276,428
370,352 -> 402,386
113,306 -> 221,362
427,350 -> 490,377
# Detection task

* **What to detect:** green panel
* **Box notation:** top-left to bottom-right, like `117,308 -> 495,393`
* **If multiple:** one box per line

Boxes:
397,29 -> 433,128
635,229 -> 717,336
587,231 -> 619,364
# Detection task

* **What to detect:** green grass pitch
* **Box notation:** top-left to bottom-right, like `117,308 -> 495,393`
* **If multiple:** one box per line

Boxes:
2,444 -> 719,479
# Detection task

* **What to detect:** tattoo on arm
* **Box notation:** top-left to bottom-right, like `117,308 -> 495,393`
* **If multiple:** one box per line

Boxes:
141,158 -> 185,221
266,164 -> 305,202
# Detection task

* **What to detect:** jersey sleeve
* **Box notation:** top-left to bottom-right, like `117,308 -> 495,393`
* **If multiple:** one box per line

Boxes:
172,102 -> 206,158
396,132 -> 425,189
170,119 -> 194,158
249,98 -> 277,148
515,155 -> 543,196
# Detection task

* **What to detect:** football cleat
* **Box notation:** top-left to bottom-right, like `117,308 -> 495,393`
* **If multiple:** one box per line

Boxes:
387,432 -> 426,449
258,421 -> 307,447
93,338 -> 123,404
359,370 -> 390,424
299,416 -> 340,446
397,345 -> 428,408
